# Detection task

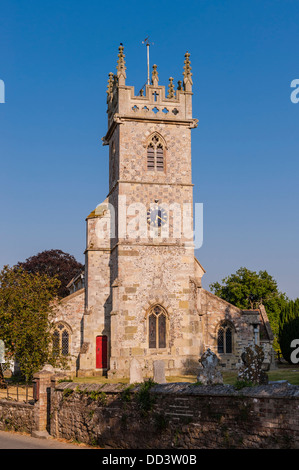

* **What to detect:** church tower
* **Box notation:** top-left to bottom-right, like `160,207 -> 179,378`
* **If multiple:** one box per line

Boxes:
80,44 -> 205,377
55,44 -> 274,378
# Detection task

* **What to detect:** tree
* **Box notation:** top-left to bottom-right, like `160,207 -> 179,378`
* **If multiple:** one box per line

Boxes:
17,249 -> 84,298
279,299 -> 299,363
210,267 -> 287,351
0,265 -> 65,381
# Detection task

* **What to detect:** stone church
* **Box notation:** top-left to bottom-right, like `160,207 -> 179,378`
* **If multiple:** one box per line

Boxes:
54,45 -> 274,378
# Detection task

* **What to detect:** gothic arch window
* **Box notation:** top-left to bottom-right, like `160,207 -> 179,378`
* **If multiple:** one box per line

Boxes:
52,322 -> 71,356
148,305 -> 168,349
217,322 -> 234,354
146,134 -> 166,172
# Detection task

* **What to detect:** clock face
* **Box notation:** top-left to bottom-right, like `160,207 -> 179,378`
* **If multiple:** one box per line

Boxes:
147,205 -> 168,227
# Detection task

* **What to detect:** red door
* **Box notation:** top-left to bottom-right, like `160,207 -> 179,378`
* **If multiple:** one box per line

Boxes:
96,335 -> 108,369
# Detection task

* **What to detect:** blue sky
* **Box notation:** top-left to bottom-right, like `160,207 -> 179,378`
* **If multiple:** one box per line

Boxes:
0,0 -> 298,299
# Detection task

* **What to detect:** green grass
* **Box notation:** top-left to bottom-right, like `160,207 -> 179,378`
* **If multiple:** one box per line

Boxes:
267,365 -> 299,385
72,375 -> 129,385
222,364 -> 299,386
70,365 -> 299,386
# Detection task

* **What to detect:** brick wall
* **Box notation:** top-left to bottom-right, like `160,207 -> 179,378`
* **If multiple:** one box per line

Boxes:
50,381 -> 299,449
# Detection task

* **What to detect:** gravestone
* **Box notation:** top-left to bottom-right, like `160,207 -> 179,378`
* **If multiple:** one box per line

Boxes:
153,360 -> 166,384
129,358 -> 143,384
237,344 -> 268,385
197,348 -> 223,385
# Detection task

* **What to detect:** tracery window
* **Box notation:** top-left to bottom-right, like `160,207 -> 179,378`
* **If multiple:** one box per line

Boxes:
52,322 -> 71,356
217,322 -> 233,354
148,305 -> 167,349
147,134 -> 165,172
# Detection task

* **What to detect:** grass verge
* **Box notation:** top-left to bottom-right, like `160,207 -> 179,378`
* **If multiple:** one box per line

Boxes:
70,365 -> 299,386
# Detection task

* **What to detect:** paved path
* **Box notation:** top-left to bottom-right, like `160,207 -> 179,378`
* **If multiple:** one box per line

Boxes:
0,430 -> 92,449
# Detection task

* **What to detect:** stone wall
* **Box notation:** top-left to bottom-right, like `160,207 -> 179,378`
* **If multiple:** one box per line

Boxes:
199,289 -> 265,370
50,381 -> 299,449
0,400 -> 34,434
116,121 -> 192,186
53,288 -> 85,374
108,245 -> 201,378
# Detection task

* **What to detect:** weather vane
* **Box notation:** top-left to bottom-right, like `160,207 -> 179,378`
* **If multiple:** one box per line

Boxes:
142,36 -> 154,85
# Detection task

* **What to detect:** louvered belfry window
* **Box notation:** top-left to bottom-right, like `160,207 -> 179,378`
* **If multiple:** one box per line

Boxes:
147,135 -> 165,172
147,143 -> 155,170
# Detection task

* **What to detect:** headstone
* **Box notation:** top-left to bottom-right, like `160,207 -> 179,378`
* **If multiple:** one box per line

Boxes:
237,344 -> 268,385
129,358 -> 143,384
153,360 -> 166,384
197,348 -> 223,385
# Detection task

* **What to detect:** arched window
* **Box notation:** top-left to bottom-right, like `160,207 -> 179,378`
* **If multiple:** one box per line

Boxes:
147,134 -> 165,172
148,305 -> 167,349
217,322 -> 233,354
52,322 -> 71,356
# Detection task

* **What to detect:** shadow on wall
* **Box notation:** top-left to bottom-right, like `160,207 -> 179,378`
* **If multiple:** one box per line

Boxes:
50,381 -> 299,449
181,358 -> 199,376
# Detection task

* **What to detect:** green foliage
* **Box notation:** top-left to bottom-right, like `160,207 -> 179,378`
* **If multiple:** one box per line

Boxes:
73,386 -> 107,404
120,384 -> 135,403
89,390 -> 107,404
0,265 -> 65,381
136,379 -> 156,414
234,379 -> 254,390
89,435 -> 98,447
210,267 -> 287,350
74,385 -> 87,395
279,300 -> 299,363
62,388 -> 74,398
279,299 -> 299,327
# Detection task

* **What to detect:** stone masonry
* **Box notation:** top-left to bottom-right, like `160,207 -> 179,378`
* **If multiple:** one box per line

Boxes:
1,375 -> 299,449
49,380 -> 299,449
53,45 -> 274,378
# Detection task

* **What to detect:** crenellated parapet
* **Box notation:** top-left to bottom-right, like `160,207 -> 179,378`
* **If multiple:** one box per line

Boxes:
104,44 -> 198,144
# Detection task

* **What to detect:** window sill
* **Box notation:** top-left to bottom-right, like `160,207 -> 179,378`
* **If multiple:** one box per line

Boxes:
148,348 -> 169,354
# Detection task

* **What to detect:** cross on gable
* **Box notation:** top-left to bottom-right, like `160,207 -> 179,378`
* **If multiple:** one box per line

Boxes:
152,91 -> 159,102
